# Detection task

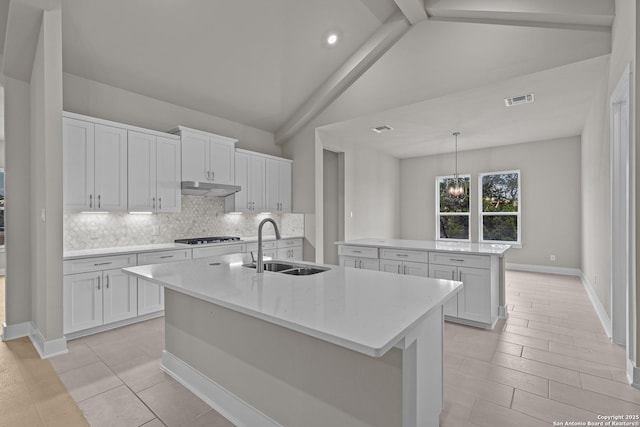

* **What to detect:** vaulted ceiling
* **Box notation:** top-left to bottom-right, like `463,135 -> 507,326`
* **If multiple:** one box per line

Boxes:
2,0 -> 616,157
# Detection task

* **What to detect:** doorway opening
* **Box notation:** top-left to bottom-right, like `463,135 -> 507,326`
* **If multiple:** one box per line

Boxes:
323,149 -> 344,265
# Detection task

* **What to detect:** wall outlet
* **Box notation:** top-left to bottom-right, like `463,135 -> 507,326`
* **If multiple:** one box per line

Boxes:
152,225 -> 160,236
89,227 -> 99,239
549,255 -> 556,262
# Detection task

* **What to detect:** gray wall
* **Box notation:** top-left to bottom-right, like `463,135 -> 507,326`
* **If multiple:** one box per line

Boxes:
63,73 -> 281,157
400,137 -> 582,269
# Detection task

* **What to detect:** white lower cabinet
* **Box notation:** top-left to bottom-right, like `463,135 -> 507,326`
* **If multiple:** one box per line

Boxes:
275,238 -> 303,261
380,259 -> 429,277
429,263 -> 492,324
63,266 -> 137,334
340,256 -> 380,271
137,248 -> 192,315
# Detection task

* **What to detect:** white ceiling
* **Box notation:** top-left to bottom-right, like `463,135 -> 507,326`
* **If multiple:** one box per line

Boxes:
3,0 -> 615,157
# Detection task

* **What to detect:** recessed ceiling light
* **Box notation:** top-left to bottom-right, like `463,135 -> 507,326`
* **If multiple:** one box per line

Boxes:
327,33 -> 338,45
370,125 -> 394,133
504,93 -> 535,107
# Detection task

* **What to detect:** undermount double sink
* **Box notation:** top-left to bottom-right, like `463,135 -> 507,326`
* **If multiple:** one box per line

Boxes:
243,261 -> 329,276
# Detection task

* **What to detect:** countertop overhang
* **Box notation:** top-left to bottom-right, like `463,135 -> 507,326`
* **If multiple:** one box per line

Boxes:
123,253 -> 462,357
335,238 -> 511,256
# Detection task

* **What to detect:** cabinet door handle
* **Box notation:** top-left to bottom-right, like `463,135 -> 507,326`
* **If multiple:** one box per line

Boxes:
152,197 -> 156,210
89,194 -> 93,208
450,258 -> 465,262
105,274 -> 109,289
207,170 -> 211,181
397,265 -> 401,274
97,276 -> 101,291
160,255 -> 174,259
212,171 -> 215,181
459,271 -> 462,281
352,250 -> 362,254
451,271 -> 455,280
404,265 -> 407,275
397,254 -> 408,257
158,197 -> 162,210
354,259 -> 358,268
97,194 -> 101,209
94,262 -> 112,266
359,260 -> 363,269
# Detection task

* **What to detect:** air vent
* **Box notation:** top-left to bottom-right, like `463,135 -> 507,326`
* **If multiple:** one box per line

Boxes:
504,93 -> 534,107
370,125 -> 394,133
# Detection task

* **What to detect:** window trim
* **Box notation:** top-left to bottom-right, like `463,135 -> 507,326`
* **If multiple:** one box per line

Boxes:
478,169 -> 521,246
435,174 -> 471,242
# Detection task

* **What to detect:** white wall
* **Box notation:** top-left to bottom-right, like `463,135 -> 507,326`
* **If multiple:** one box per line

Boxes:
400,137 -> 582,269
580,0 -> 636,351
63,73 -> 281,157
29,6 -> 64,341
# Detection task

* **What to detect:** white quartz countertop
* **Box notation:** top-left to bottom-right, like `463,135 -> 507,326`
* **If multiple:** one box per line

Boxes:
63,235 -> 303,260
123,253 -> 461,357
335,238 -> 511,255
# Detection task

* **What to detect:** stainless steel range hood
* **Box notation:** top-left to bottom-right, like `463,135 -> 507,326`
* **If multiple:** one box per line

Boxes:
181,181 -> 241,197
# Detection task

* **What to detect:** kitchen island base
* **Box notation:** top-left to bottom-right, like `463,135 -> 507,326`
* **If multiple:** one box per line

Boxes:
161,288 -> 444,427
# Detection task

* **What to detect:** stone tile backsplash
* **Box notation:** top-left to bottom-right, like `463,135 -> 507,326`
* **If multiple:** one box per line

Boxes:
64,196 -> 304,250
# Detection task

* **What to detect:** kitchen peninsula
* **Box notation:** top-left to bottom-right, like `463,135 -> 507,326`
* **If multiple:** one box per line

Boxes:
123,252 -> 462,427
337,238 -> 511,329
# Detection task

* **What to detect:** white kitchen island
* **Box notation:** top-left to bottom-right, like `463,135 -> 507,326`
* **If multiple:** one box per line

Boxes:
336,238 -> 511,329
123,253 -> 461,427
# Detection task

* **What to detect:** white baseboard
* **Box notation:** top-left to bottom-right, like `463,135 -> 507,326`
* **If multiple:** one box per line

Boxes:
29,324 -> 68,359
1,321 -> 68,358
161,350 -> 281,427
506,263 -> 581,276
1,321 -> 31,341
579,273 -> 613,339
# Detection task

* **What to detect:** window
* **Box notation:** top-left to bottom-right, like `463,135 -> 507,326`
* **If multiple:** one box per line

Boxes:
436,175 -> 471,241
479,170 -> 520,245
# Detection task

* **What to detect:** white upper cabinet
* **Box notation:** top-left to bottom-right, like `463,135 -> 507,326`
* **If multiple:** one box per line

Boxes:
233,151 -> 265,212
265,158 -> 292,212
128,131 -> 181,213
173,126 -> 237,185
63,117 -> 127,211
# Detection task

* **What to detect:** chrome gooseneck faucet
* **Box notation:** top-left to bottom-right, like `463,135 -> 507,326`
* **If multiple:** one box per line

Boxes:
257,218 -> 281,273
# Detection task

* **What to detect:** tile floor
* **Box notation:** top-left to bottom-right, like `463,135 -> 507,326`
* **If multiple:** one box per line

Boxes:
3,271 -> 640,426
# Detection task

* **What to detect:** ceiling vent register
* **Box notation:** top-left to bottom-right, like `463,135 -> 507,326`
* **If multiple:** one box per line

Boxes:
370,125 -> 394,133
504,93 -> 534,107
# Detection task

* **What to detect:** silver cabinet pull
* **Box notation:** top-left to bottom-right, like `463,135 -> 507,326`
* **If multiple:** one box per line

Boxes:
98,194 -> 101,209
160,255 -> 174,259
211,171 -> 215,181
105,274 -> 109,289
354,259 -> 358,268
152,197 -> 156,210
397,265 -> 401,274
89,194 -> 93,208
397,254 -> 408,257
159,197 -> 162,210
404,265 -> 407,275
359,260 -> 363,269
352,250 -> 362,253
451,271 -> 455,280
459,271 -> 462,281
94,262 -> 112,266
450,258 -> 465,262
207,171 -> 211,181
97,276 -> 101,290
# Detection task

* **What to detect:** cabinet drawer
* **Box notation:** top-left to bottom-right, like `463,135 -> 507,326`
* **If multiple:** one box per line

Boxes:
64,254 -> 137,275
246,240 -> 277,252
380,248 -> 429,263
338,245 -> 378,259
428,252 -> 490,269
138,249 -> 191,265
276,238 -> 302,249
192,244 -> 247,259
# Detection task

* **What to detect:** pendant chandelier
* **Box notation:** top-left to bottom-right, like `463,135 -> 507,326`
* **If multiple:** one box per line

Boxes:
448,132 -> 465,198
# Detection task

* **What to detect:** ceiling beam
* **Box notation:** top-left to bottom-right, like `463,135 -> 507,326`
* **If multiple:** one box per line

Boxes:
424,0 -> 614,30
275,11 -> 410,145
393,0 -> 428,25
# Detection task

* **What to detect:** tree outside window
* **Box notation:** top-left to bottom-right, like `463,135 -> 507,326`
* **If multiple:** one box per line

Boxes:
479,170 -> 520,244
436,175 -> 471,241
